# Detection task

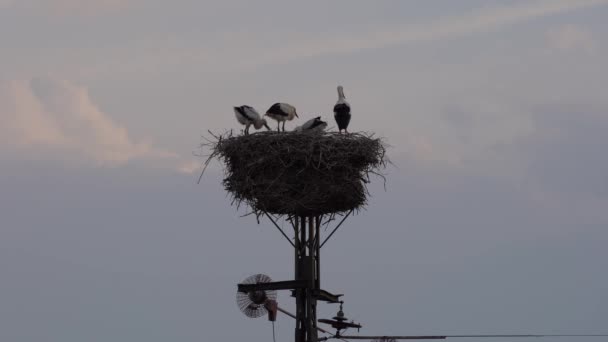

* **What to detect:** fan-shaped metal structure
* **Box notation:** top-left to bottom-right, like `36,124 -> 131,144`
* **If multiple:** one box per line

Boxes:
236,274 -> 278,318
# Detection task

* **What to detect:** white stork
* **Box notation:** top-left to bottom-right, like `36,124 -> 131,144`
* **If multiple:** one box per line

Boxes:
233,105 -> 270,135
294,116 -> 327,133
333,85 -> 351,134
265,102 -> 298,132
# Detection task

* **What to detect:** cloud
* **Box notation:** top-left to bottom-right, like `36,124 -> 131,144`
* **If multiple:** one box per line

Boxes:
0,77 -> 177,166
32,0 -> 607,81
206,0 -> 608,70
546,24 -> 596,53
175,160 -> 201,175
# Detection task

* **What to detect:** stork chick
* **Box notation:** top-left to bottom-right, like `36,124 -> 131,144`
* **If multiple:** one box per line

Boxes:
265,102 -> 298,132
294,116 -> 327,133
234,105 -> 270,135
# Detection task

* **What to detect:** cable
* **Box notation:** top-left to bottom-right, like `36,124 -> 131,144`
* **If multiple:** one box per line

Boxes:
272,321 -> 276,342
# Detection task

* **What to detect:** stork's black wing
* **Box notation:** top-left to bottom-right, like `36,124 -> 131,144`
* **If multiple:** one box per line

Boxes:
267,103 -> 288,116
234,106 -> 253,121
333,103 -> 350,115
309,117 -> 326,130
334,103 -> 351,130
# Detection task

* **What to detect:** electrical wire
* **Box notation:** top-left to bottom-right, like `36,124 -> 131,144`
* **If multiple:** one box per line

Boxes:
272,321 -> 276,342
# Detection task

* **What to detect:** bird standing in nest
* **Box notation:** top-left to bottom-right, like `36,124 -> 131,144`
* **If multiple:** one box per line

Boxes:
234,105 -> 270,135
333,85 -> 351,134
265,102 -> 299,132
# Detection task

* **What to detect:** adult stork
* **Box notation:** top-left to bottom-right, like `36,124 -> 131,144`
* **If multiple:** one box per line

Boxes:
333,85 -> 351,134
265,102 -> 298,132
233,105 -> 270,135
294,116 -> 327,133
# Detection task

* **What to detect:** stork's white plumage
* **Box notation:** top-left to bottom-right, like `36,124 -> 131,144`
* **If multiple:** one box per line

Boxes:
333,85 -> 351,134
233,105 -> 270,135
265,102 -> 299,132
294,116 -> 327,133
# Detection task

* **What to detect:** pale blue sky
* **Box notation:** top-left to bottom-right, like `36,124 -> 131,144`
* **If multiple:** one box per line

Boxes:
1,1 -> 607,342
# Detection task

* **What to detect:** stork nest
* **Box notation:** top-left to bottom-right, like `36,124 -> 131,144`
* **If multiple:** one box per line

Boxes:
200,131 -> 388,217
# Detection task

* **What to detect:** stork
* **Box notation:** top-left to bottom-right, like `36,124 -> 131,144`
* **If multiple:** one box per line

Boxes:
333,85 -> 351,134
233,105 -> 270,135
265,102 -> 298,132
294,116 -> 327,133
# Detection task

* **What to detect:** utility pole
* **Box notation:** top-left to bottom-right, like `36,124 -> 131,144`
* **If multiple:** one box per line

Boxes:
237,214 -> 342,342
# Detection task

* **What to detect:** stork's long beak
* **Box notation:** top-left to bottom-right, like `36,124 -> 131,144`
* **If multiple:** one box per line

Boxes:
295,112 -> 299,118
264,123 -> 271,131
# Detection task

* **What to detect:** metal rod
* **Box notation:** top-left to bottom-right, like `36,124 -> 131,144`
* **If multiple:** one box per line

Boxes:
294,216 -> 299,279
308,215 -> 318,342
320,210 -> 354,249
335,334 -> 608,340
333,336 -> 446,340
237,280 -> 307,292
290,215 -> 301,247
300,215 -> 307,255
277,307 -> 353,342
296,215 -> 306,342
442,335 -> 608,338
313,215 -> 323,249
276,306 -> 331,334
264,212 -> 295,248
315,215 -> 321,289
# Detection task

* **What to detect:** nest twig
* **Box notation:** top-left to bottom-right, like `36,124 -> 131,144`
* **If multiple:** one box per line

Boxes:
199,130 -> 388,218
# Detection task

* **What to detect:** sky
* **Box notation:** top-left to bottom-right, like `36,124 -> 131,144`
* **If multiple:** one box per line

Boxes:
1,1 -> 607,341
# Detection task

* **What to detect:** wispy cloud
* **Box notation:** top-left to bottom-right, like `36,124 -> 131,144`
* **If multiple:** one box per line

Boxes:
175,160 -> 202,175
59,0 -> 608,79
213,0 -> 608,69
0,77 -> 178,166
546,24 -> 596,53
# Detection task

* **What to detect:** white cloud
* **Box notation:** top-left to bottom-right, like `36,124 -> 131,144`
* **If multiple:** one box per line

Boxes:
546,24 -> 596,53
0,77 -> 177,166
176,160 -> 201,175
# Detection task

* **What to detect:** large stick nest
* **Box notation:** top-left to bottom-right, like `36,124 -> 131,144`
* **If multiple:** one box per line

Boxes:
201,131 -> 388,217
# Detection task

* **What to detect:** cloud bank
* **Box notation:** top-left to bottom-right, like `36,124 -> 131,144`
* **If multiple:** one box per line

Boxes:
0,77 -> 177,166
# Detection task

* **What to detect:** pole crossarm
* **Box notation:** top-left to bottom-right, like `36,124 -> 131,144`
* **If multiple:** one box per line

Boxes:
237,280 -> 308,293
314,289 -> 343,303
